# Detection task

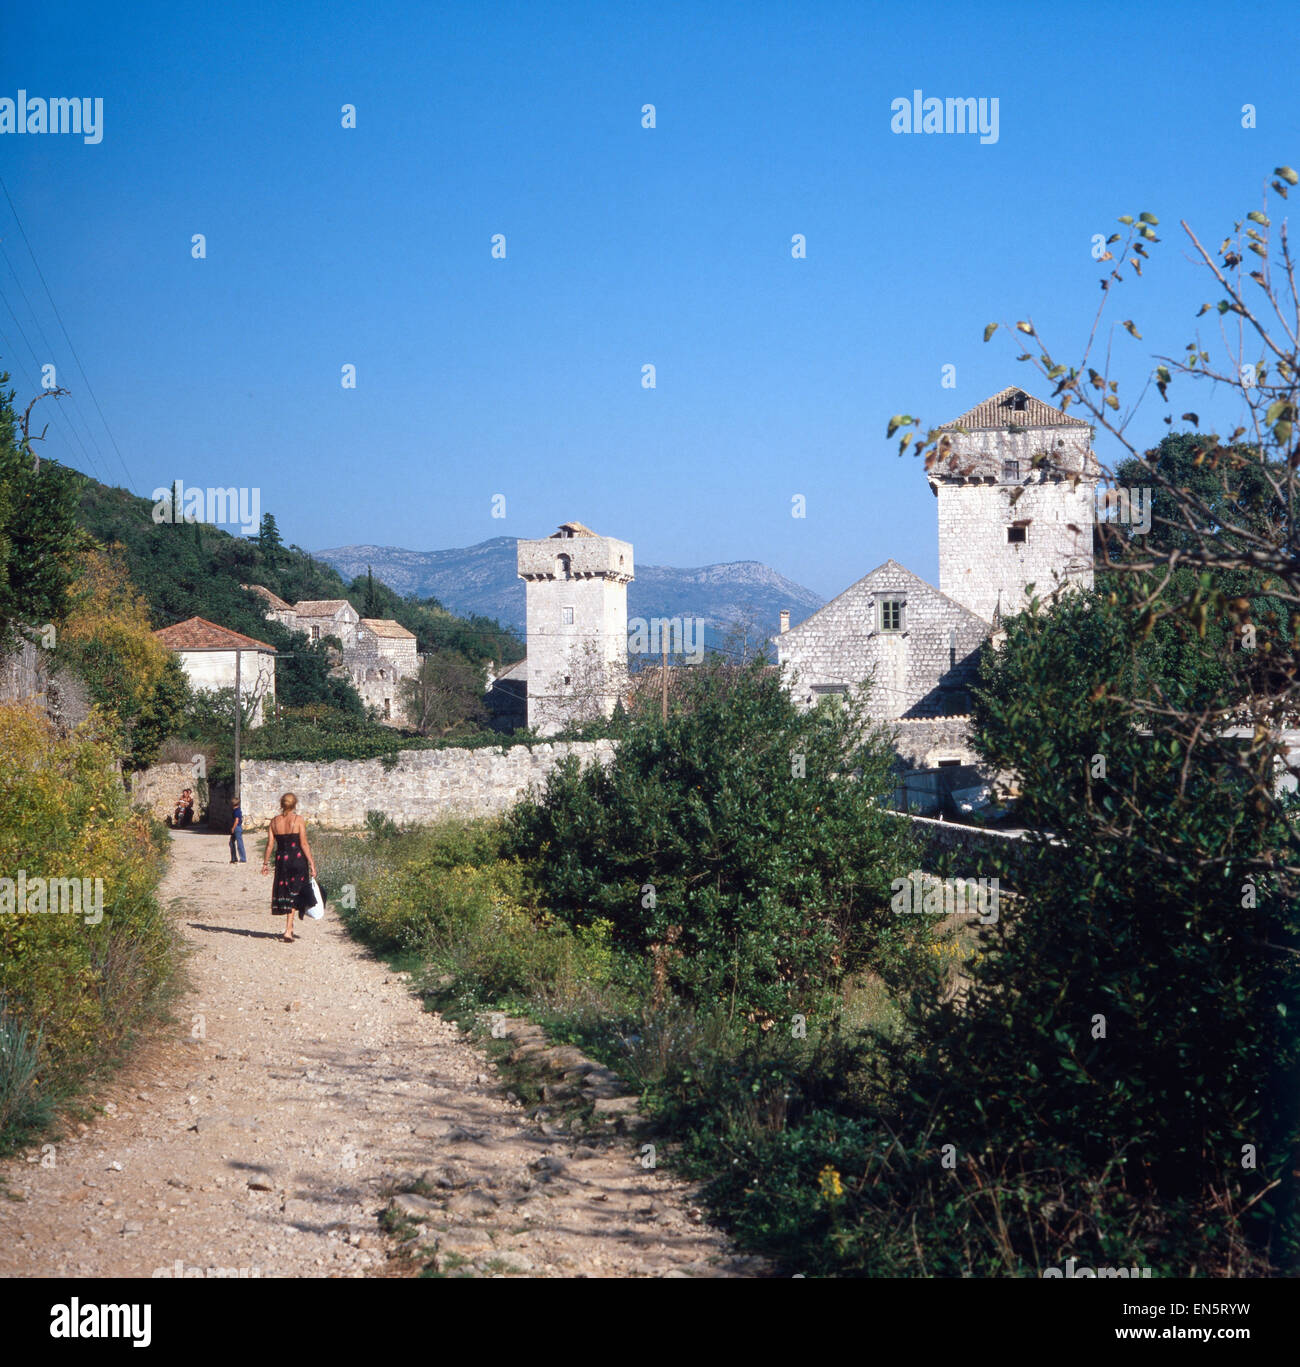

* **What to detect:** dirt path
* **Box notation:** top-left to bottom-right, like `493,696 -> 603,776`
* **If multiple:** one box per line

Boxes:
0,830 -> 759,1278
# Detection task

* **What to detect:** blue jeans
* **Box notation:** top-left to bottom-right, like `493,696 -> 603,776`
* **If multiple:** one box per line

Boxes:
229,828 -> 246,862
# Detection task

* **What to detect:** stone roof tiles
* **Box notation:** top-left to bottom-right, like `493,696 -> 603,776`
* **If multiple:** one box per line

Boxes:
359,618 -> 416,639
242,584 -> 292,611
937,386 -> 1091,432
293,599 -> 357,617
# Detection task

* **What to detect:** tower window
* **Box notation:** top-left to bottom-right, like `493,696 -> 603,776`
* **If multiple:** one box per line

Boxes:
879,597 -> 905,632
556,553 -> 572,579
1007,526 -> 1027,544
1002,460 -> 1020,481
561,606 -> 574,626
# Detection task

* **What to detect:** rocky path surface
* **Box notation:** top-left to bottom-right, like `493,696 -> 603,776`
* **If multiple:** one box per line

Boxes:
0,830 -> 760,1279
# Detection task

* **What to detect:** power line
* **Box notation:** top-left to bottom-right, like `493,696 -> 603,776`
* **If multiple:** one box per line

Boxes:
0,174 -> 135,490
0,272 -> 104,478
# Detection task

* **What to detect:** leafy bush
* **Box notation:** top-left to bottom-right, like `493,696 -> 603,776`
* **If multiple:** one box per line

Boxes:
317,820 -> 623,1011
0,703 -> 181,1154
506,659 -> 934,1021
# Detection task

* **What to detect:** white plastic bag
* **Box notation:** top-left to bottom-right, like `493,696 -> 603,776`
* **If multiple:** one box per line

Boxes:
303,878 -> 325,920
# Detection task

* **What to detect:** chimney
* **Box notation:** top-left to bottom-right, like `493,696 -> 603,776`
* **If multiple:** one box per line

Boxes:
779,610 -> 790,634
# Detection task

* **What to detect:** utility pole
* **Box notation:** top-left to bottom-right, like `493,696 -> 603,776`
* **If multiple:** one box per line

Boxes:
233,647 -> 242,810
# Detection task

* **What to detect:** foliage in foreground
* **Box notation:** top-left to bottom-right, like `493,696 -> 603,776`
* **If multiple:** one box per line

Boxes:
0,703 -> 181,1153
506,659 -> 932,1022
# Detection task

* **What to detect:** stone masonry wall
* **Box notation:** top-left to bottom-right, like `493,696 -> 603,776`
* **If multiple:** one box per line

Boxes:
778,561 -> 988,719
936,476 -> 1095,624
238,740 -> 618,829
129,762 -> 202,822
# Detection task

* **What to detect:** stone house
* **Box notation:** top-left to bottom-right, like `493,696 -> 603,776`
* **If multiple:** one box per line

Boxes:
244,590 -> 426,726
350,618 -> 419,722
241,584 -> 297,633
485,657 -> 528,731
778,385 -> 1099,775
292,599 -> 360,649
153,616 -> 278,727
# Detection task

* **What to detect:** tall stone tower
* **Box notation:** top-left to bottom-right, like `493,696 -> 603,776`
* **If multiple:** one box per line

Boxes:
516,521 -> 634,736
930,387 -> 1098,623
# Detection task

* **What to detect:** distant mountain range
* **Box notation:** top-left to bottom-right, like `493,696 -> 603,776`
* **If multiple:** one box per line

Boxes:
314,537 -> 824,645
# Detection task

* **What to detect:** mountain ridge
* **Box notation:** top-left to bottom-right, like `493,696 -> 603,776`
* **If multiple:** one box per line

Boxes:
314,539 -> 825,641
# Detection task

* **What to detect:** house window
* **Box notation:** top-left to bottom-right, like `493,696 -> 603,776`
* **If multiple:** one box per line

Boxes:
556,553 -> 572,580
1002,460 -> 1020,481
383,698 -> 391,719
812,684 -> 849,707
562,606 -> 574,626
1007,526 -> 1027,544
311,625 -> 320,641
879,597 -> 905,632
563,675 -> 571,686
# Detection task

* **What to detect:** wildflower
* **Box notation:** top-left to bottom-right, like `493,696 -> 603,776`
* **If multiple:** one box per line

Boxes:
817,1164 -> 844,1202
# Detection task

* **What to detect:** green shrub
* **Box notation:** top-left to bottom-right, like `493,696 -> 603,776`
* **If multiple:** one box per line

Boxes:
507,659 -> 935,1021
0,702 -> 181,1155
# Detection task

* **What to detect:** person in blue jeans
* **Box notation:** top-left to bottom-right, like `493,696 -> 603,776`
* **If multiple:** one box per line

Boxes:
229,803 -> 246,863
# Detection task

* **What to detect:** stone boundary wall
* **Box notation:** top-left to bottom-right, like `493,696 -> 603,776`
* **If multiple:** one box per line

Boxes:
129,762 -> 202,823
237,740 -> 618,829
892,810 -> 1039,889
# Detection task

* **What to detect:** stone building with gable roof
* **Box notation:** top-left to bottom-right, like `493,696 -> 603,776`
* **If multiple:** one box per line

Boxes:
778,385 -> 1098,774
153,615 -> 278,727
292,599 -> 360,649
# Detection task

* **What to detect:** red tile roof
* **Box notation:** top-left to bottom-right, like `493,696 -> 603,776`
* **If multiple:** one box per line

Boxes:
153,616 -> 277,652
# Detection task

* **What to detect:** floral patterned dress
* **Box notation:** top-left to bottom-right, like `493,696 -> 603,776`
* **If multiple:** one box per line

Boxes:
271,828 -> 311,917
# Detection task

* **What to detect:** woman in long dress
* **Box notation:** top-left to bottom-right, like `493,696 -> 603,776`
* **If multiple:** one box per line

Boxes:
260,792 -> 317,942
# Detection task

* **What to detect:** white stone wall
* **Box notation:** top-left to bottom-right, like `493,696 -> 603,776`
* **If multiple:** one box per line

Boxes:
519,533 -> 633,737
777,561 -> 988,719
239,739 -> 618,829
937,478 -> 1095,624
177,649 -> 276,727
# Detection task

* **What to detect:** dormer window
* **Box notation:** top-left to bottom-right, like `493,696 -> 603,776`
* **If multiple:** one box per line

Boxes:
879,597 -> 905,632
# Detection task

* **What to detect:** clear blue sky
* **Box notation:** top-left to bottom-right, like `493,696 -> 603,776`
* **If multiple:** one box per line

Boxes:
2,1 -> 1295,600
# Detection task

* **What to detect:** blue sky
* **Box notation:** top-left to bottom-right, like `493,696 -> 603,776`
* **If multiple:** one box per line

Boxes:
1,1 -> 1296,601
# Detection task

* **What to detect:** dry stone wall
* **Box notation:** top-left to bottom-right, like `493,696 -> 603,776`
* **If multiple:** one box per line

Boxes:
237,740 -> 618,829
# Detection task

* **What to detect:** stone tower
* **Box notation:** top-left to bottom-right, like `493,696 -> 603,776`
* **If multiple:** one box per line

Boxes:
930,386 -> 1098,623
516,521 -> 634,736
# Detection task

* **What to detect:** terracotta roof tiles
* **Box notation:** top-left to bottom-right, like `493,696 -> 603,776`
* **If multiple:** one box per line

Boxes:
153,616 -> 277,652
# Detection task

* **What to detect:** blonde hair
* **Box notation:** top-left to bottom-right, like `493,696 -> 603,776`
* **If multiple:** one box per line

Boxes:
279,793 -> 298,813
